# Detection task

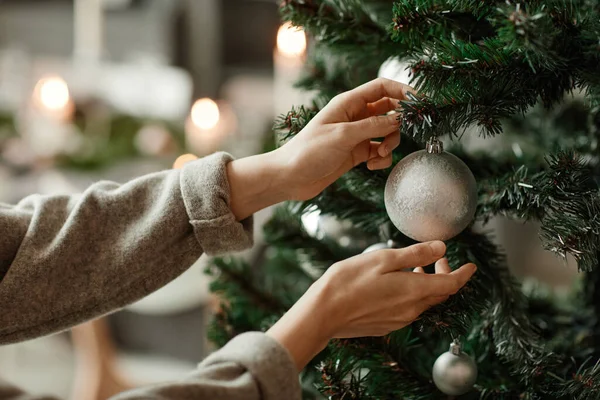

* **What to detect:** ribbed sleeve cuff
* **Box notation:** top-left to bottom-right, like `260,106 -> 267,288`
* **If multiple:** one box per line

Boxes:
180,152 -> 253,256
203,332 -> 302,400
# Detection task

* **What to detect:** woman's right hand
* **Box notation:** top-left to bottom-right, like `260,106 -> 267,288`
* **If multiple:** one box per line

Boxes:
267,241 -> 476,370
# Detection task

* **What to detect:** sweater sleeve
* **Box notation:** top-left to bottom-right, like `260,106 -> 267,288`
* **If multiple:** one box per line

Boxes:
0,378 -> 59,400
111,332 -> 302,400
0,152 -> 253,344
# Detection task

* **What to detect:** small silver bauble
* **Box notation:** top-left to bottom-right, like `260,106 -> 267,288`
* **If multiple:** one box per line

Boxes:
384,138 -> 477,242
432,340 -> 478,396
362,240 -> 400,254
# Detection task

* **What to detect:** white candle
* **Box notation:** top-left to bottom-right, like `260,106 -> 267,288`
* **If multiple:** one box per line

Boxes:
273,22 -> 309,118
24,76 -> 77,159
185,98 -> 236,155
74,0 -> 104,62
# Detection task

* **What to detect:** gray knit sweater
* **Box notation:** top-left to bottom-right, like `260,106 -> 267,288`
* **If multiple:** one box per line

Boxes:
0,153 -> 301,400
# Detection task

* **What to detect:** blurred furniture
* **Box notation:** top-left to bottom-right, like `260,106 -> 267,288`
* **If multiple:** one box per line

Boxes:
0,0 -> 179,63
0,0 -> 281,99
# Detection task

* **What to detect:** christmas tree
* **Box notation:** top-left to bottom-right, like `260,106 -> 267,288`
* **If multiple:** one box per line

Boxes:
207,1 -> 600,398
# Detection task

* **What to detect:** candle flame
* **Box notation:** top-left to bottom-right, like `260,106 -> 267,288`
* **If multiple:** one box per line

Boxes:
191,98 -> 220,130
277,22 -> 306,57
173,154 -> 198,169
35,76 -> 70,111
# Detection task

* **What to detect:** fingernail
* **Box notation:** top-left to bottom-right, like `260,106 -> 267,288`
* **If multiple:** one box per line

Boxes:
428,241 -> 446,256
378,145 -> 389,157
388,114 -> 399,125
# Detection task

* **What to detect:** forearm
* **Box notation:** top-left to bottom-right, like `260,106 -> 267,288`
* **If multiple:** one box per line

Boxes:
266,280 -> 333,371
0,153 -> 253,344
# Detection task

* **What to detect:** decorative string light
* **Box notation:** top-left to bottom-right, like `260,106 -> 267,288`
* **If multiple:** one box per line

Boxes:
191,98 -> 220,130
34,76 -> 71,112
173,153 -> 198,169
185,98 -> 236,155
276,22 -> 307,57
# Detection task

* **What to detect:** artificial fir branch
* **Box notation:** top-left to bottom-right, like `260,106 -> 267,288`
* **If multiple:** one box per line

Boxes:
276,105 -> 600,271
264,203 -> 359,269
296,52 -> 382,104
206,1 -> 600,398
295,57 -> 354,104
323,333 -> 437,399
449,232 -> 562,393
207,258 -> 287,314
478,152 -> 600,271
561,359 -> 600,400
274,105 -> 319,143
391,0 -> 500,51
280,0 -> 398,60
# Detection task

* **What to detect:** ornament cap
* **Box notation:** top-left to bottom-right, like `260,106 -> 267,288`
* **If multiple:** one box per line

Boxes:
449,339 -> 461,355
426,137 -> 444,154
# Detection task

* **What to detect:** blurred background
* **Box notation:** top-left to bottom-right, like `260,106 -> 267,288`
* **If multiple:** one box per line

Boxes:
0,0 -> 311,398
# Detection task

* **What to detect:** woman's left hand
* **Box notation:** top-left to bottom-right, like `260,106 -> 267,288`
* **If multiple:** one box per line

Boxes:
275,77 -> 413,201
226,78 -> 413,220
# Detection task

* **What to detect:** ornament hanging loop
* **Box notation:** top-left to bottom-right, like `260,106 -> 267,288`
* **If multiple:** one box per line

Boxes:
449,339 -> 462,355
426,136 -> 444,154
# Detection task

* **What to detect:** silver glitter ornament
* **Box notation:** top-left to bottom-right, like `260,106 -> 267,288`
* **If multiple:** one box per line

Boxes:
432,340 -> 478,396
362,240 -> 400,254
384,138 -> 477,241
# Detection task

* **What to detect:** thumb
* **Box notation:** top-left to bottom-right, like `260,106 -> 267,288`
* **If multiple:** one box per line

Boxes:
339,113 -> 400,145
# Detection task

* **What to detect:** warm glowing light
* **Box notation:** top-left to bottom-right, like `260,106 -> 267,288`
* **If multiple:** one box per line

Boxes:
173,154 -> 198,169
301,206 -> 321,237
191,98 -> 220,130
276,22 -> 306,57
35,77 -> 70,111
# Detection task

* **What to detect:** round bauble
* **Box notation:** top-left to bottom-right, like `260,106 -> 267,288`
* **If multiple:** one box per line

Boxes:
384,138 -> 477,242
432,340 -> 477,396
362,240 -> 400,254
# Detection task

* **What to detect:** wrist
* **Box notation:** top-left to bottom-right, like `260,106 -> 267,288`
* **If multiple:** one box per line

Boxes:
227,150 -> 291,220
266,280 -> 334,370
269,147 -> 297,201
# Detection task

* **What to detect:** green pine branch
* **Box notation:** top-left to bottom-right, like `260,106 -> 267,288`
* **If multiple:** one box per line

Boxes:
478,152 -> 600,271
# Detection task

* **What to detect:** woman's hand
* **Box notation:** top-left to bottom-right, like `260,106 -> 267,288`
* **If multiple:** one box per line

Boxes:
266,241 -> 477,371
276,77 -> 412,201
227,78 -> 413,220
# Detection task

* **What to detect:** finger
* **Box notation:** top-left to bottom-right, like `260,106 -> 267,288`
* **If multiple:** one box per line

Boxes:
349,141 -> 382,167
423,263 -> 477,297
377,129 -> 401,157
379,241 -> 446,273
339,113 -> 400,145
366,97 -> 401,116
435,258 -> 451,274
367,154 -> 392,170
413,266 -> 425,273
349,77 -> 414,107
